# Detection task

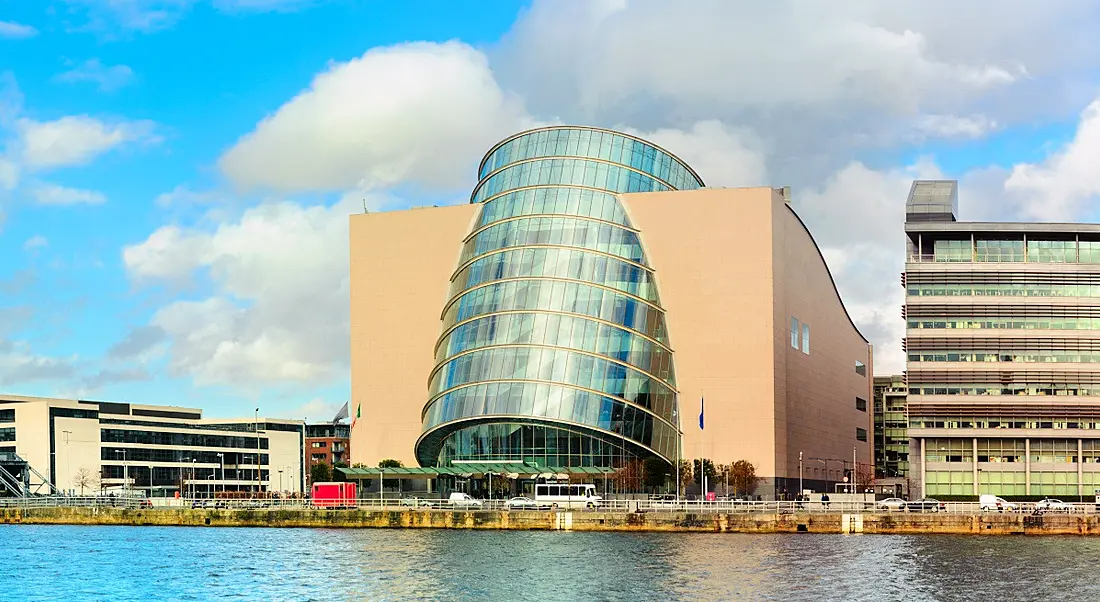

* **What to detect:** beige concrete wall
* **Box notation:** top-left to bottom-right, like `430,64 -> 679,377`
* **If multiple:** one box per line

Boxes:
265,429 -> 304,493
349,204 -> 480,467
622,187 -> 872,490
54,415 -> 101,495
776,203 -> 873,487
622,188 -> 780,477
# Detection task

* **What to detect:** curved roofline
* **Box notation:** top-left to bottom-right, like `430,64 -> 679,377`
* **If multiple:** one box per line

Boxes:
784,203 -> 870,345
477,125 -> 705,188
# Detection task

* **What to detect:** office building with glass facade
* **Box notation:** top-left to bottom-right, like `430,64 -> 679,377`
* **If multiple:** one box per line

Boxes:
350,126 -> 873,496
0,394 -> 305,497
905,180 -> 1100,498
873,375 -> 909,479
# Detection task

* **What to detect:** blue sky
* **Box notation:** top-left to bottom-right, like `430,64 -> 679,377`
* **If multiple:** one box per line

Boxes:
1,1 -> 1099,420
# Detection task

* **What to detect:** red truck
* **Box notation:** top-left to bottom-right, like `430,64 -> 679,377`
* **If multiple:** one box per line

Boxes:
311,482 -> 357,509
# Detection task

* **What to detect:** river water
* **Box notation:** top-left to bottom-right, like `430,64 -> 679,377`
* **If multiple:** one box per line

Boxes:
2,525 -> 1097,601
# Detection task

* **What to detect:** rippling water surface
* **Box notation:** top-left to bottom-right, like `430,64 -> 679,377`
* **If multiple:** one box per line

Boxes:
4,525 -> 1100,601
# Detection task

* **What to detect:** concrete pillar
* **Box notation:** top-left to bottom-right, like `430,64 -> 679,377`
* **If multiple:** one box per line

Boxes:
972,438 -> 979,495
918,438 -> 926,498
1079,439 -> 1084,499
1025,438 -> 1031,495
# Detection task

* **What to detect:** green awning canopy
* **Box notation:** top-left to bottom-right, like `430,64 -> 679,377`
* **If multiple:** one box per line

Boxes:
337,465 -> 617,479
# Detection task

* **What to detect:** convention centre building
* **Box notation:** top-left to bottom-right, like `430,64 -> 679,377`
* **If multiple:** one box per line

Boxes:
349,126 -> 873,496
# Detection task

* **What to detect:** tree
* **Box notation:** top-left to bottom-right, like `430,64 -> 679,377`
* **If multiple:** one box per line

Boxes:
378,459 -> 403,468
728,460 -> 759,496
310,462 -> 332,484
332,462 -> 349,482
693,459 -> 717,485
72,467 -> 99,495
613,459 -> 644,493
643,457 -> 670,491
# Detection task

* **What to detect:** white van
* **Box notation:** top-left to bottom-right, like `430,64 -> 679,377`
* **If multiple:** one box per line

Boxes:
979,494 -> 1018,512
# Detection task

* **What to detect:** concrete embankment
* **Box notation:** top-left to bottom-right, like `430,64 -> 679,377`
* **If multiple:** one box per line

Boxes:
5,507 -> 1100,534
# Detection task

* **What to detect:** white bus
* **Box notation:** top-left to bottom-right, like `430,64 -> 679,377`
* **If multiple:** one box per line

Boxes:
534,483 -> 602,509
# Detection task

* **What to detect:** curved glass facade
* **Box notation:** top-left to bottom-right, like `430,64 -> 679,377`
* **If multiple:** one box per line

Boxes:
416,126 -> 703,468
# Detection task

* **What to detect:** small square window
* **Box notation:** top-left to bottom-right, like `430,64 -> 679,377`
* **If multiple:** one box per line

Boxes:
855,361 -> 867,376
856,397 -> 867,412
856,428 -> 868,442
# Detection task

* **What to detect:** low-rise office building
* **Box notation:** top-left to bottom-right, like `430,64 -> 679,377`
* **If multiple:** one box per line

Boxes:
873,375 -> 909,479
350,125 -> 874,497
305,422 -> 351,485
905,180 -> 1100,498
0,394 -> 305,497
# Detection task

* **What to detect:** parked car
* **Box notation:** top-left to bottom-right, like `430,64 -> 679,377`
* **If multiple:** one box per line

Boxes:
979,494 -> 1018,512
506,496 -> 547,510
906,498 -> 945,513
448,492 -> 483,509
1034,498 -> 1072,513
876,498 -> 906,511
138,499 -> 153,509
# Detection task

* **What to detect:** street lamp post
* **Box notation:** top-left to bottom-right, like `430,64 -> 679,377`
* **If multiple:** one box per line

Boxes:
181,458 -> 188,500
217,453 -> 224,497
798,451 -> 803,496
116,449 -> 128,494
62,430 -> 72,496
255,408 -> 261,494
279,469 -> 284,493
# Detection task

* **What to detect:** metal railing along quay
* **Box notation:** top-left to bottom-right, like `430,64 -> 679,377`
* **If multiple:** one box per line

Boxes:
2,496 -> 1099,515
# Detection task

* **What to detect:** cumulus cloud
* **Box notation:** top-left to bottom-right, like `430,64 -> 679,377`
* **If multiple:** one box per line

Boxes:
626,120 -> 768,188
55,59 -> 135,92
219,41 -> 539,193
999,99 -> 1100,221
793,160 -> 943,374
0,21 -> 37,39
122,196 -> 380,387
18,115 -> 157,169
31,183 -> 107,206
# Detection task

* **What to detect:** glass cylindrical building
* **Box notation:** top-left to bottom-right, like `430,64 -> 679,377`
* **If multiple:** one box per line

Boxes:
415,126 -> 704,468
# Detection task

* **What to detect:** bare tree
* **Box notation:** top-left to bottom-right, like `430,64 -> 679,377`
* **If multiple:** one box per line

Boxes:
72,467 -> 99,495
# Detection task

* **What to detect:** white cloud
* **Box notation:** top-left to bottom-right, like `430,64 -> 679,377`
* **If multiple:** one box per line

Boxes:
63,0 -> 317,32
55,59 -> 135,92
290,397 -> 343,422
0,158 -> 18,190
153,184 -> 223,207
0,21 -> 37,39
23,235 -> 48,251
123,195 -> 379,387
219,41 -> 538,193
31,183 -> 107,206
625,120 -> 768,188
497,1 -> 1023,119
914,114 -> 999,139
1000,100 -> 1100,221
793,159 -> 943,374
18,115 -> 157,169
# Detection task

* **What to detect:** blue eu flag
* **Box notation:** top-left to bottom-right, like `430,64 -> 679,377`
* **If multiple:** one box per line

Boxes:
699,397 -> 704,430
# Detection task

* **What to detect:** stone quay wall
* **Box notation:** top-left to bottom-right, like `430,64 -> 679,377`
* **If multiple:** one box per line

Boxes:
4,507 -> 1100,535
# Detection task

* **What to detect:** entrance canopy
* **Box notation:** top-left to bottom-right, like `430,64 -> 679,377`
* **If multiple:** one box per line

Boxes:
337,465 -> 615,480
